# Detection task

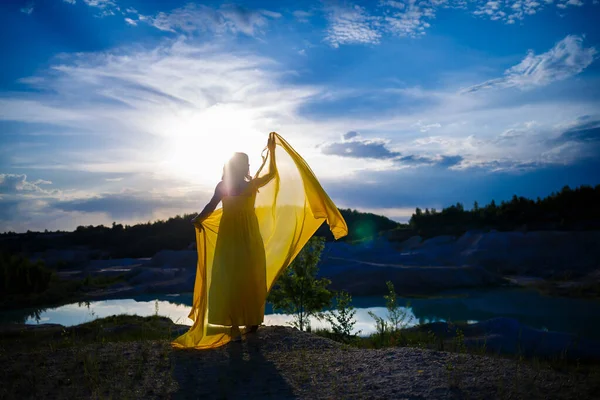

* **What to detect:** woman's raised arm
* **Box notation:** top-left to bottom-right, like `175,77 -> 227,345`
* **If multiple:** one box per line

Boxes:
253,133 -> 277,189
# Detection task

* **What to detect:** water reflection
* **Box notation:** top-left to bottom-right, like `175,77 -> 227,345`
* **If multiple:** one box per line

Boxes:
1,288 -> 599,339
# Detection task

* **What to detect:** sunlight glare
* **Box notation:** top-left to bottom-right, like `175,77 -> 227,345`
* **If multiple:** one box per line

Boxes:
161,104 -> 268,185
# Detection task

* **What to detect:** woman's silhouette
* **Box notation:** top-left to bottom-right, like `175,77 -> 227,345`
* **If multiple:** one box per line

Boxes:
173,132 -> 347,349
190,137 -> 276,341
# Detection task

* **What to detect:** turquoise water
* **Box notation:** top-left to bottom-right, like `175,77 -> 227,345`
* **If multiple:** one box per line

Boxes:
2,288 -> 600,338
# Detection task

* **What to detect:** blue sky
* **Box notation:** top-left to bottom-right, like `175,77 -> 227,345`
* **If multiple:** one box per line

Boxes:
1,0 -> 599,232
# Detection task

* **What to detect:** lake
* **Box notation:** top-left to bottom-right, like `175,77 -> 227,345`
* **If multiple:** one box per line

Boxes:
2,288 -> 600,339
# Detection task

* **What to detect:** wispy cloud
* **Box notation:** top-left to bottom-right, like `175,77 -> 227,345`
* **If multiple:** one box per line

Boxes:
20,3 -> 34,15
324,5 -> 381,47
472,0 -> 586,23
0,39 -> 324,182
399,154 -> 464,167
124,17 -> 137,26
77,0 -> 121,18
321,135 -> 401,159
83,0 -> 116,8
382,0 -> 439,37
0,174 -> 57,195
413,120 -> 442,132
554,117 -> 600,144
463,35 -> 597,93
293,10 -> 312,22
53,191 -> 198,219
323,0 -> 592,47
63,0 -> 76,4
319,132 -> 463,168
145,3 -> 280,37
260,10 -> 282,19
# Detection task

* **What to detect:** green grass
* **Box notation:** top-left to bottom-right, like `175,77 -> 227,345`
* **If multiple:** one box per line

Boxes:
0,314 -> 180,399
0,314 -> 182,353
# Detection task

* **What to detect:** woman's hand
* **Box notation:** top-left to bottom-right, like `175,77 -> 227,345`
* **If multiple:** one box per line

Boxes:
268,133 -> 276,151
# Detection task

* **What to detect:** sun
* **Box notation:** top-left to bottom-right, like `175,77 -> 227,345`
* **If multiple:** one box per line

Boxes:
160,104 -> 268,185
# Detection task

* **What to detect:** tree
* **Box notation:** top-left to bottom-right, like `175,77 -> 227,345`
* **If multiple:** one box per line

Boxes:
268,237 -> 333,331
368,281 -> 414,347
325,290 -> 359,343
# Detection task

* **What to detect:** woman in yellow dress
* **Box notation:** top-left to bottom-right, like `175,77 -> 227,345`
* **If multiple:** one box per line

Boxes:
172,132 -> 347,349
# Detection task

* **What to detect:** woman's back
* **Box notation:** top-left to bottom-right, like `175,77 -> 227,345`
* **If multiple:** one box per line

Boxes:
221,181 -> 257,214
208,179 -> 266,327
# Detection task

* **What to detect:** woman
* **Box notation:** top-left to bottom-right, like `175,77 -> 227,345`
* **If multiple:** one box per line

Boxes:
191,137 -> 276,341
172,132 -> 347,349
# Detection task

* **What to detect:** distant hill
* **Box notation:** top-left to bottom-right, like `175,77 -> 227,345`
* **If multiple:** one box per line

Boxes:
0,209 -> 401,259
2,184 -> 599,259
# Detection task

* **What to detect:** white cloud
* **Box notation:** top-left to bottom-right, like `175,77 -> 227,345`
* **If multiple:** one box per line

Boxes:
79,0 -> 120,18
343,131 -> 359,140
99,9 -> 116,17
383,0 -> 438,37
20,4 -> 34,15
124,17 -> 137,26
63,0 -> 76,4
147,4 -> 279,37
260,10 -> 282,18
83,0 -> 116,8
413,121 -> 442,132
463,35 -> 597,92
0,39 -> 328,182
293,10 -> 312,22
0,174 -> 57,195
472,0 -> 586,22
380,0 -> 406,9
323,0 -> 589,46
324,5 -> 381,47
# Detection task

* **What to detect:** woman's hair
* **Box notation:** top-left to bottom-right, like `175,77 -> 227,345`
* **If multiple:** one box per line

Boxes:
222,152 -> 251,184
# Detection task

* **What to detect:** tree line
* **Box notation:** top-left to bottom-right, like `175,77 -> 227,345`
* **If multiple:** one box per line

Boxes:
408,184 -> 600,238
0,209 -> 399,259
2,184 -> 598,258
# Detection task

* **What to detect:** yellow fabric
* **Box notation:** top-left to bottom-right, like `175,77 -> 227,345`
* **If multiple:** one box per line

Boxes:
172,132 -> 348,349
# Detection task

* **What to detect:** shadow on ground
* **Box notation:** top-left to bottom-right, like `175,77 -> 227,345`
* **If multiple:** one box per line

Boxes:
170,333 -> 296,399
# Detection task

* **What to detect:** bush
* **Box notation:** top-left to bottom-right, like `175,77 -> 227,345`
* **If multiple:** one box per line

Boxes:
268,237 -> 333,331
0,252 -> 53,298
368,281 -> 415,348
325,290 -> 360,343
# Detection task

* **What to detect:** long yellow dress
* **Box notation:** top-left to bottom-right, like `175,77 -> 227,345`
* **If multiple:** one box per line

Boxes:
207,184 -> 267,327
172,132 -> 348,349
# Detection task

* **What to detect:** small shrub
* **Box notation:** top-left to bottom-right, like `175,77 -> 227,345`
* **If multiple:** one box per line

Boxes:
269,237 -> 332,331
367,281 -> 415,347
325,290 -> 360,343
0,252 -> 53,298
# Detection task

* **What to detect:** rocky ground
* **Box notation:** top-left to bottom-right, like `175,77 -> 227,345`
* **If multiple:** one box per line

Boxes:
1,321 -> 598,400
